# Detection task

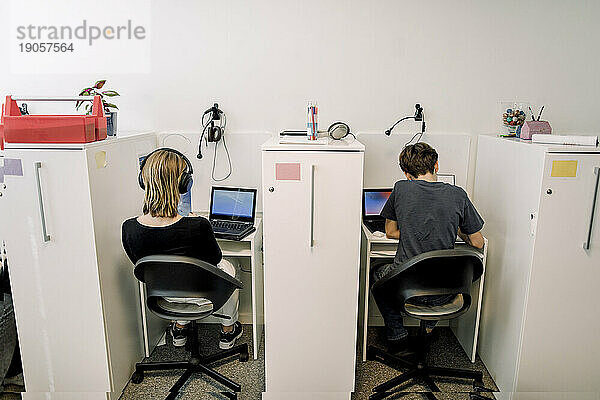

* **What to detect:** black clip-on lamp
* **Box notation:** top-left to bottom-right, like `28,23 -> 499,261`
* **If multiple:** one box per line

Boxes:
385,103 -> 425,136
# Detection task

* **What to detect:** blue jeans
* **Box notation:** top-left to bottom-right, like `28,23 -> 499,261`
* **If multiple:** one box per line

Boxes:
371,263 -> 454,341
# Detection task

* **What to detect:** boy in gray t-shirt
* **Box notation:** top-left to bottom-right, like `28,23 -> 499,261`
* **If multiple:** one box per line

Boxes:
373,142 -> 484,350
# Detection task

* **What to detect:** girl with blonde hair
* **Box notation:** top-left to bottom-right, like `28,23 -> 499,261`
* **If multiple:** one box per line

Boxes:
122,149 -> 242,349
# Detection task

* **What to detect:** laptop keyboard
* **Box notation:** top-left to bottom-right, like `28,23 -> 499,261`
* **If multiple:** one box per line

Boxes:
366,219 -> 386,233
210,220 -> 249,232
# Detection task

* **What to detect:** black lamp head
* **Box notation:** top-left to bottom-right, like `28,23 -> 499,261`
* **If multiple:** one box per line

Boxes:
212,103 -> 222,120
414,104 -> 424,121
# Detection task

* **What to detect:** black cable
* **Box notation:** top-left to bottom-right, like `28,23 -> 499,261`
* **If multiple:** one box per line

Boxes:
404,111 -> 426,147
201,119 -> 211,140
404,132 -> 424,148
386,116 -> 416,135
344,132 -> 357,143
199,105 -> 232,180
211,135 -> 232,182
386,104 -> 426,137
197,117 -> 212,159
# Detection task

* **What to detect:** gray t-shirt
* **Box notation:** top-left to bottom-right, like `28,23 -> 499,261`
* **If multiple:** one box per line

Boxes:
380,180 -> 484,265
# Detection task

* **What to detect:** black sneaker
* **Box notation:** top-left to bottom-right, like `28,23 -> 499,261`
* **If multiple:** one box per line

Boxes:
219,322 -> 243,350
387,336 -> 415,355
171,323 -> 188,347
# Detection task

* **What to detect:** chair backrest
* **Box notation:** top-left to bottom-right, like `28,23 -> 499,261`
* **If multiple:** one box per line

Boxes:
134,255 -> 243,321
372,248 -> 483,320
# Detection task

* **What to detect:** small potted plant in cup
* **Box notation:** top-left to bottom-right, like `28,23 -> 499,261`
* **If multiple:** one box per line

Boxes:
77,80 -> 120,136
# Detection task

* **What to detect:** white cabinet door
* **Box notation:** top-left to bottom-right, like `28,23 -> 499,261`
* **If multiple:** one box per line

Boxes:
2,149 -> 110,392
85,140 -> 151,395
517,153 -> 600,392
262,150 -> 363,393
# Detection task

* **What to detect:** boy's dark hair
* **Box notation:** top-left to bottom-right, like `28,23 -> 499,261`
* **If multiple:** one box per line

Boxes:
399,142 -> 438,178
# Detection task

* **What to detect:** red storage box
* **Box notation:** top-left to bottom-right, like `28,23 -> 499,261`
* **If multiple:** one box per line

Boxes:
85,114 -> 107,141
91,115 -> 107,141
0,103 -> 4,150
2,95 -> 107,144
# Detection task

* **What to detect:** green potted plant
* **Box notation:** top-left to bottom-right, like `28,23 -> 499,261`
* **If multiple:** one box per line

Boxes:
77,79 -> 120,136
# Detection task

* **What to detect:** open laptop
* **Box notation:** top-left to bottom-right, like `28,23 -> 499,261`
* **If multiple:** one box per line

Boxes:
437,174 -> 456,185
362,188 -> 393,233
209,186 -> 257,240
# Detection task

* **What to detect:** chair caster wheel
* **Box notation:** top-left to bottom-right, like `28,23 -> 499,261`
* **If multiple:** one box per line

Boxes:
239,352 -> 249,362
131,371 -> 144,384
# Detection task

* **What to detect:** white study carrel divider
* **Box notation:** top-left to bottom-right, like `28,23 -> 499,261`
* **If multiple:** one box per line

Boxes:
357,132 -> 472,192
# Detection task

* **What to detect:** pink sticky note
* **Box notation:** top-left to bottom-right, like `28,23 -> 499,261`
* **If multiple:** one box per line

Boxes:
276,163 -> 301,181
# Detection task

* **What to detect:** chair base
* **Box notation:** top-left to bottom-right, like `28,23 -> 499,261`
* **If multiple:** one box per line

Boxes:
366,324 -> 493,400
131,321 -> 249,400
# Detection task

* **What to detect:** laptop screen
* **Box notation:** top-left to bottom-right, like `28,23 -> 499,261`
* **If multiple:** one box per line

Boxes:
210,187 -> 257,223
363,189 -> 392,217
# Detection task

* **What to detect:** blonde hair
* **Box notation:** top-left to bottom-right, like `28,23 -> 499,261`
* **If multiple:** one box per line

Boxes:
141,150 -> 187,218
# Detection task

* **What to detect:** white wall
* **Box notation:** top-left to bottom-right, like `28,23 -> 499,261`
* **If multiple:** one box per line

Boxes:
1,0 -> 600,136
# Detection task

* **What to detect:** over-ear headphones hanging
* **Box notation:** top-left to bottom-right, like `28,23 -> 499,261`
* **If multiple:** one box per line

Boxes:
198,103 -> 225,159
138,148 -> 194,194
328,122 -> 355,140
207,124 -> 223,142
197,102 -> 232,182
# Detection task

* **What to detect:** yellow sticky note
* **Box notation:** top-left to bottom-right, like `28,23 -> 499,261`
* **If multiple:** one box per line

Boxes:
95,151 -> 107,169
551,160 -> 577,177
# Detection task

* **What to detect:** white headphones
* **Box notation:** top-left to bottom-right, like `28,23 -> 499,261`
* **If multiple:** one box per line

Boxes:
328,122 -> 354,140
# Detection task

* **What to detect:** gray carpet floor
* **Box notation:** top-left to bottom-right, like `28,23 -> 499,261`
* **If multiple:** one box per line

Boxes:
0,389 -> 20,400
120,324 -> 264,400
117,324 -> 497,400
352,327 -> 497,399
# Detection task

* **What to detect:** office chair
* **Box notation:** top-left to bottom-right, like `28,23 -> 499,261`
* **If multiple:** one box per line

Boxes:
131,255 -> 249,400
367,248 -> 492,400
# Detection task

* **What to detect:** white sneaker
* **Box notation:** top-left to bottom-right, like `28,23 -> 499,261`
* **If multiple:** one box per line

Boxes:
219,322 -> 243,350
171,323 -> 188,347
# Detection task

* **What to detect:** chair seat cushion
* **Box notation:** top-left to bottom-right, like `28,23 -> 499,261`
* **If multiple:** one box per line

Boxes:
157,297 -> 214,314
404,294 -> 464,317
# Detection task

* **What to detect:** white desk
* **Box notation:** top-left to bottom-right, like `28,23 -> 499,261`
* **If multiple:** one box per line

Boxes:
358,223 -> 488,362
139,216 -> 264,360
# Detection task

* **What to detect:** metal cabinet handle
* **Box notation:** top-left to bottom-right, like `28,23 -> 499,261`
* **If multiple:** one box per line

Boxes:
310,164 -> 315,248
34,162 -> 51,243
583,167 -> 600,250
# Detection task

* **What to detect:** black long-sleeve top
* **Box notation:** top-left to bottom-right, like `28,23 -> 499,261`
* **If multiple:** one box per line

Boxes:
121,216 -> 222,266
